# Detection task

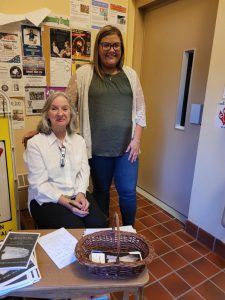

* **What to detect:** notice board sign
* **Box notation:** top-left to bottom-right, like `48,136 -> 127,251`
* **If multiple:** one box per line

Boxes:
0,115 -> 17,240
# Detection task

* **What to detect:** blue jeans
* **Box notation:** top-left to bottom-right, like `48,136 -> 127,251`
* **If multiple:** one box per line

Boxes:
89,152 -> 138,226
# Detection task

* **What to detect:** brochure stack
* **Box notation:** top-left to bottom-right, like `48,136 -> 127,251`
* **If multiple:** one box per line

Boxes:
0,231 -> 41,296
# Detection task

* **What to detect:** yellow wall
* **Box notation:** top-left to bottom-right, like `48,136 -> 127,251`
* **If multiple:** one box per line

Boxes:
0,0 -> 135,174
0,0 -> 70,15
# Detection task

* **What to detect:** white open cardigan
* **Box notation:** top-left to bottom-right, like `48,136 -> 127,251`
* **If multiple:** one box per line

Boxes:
66,64 -> 146,158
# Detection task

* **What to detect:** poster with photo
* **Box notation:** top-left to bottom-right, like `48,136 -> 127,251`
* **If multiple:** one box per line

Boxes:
22,56 -> 46,87
21,25 -> 42,57
0,32 -> 21,63
91,0 -> 109,29
72,29 -> 91,60
70,0 -> 91,29
10,99 -> 25,130
0,141 -> 11,223
50,28 -> 71,59
25,87 -> 46,115
109,4 -> 127,33
0,63 -> 24,97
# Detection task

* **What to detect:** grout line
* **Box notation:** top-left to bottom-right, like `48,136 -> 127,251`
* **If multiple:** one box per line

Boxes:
208,270 -> 225,294
175,287 -> 206,300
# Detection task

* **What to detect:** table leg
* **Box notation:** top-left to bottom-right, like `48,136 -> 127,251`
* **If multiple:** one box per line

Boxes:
123,290 -> 130,300
123,287 -> 144,300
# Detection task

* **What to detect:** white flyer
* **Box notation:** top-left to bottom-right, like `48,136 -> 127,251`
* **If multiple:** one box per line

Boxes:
38,228 -> 78,269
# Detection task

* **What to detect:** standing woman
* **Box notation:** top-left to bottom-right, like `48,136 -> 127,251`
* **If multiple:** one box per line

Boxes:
24,92 -> 108,229
66,25 -> 146,226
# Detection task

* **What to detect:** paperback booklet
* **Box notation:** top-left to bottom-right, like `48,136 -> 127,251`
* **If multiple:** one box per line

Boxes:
0,263 -> 41,296
0,232 -> 40,270
0,242 -> 41,297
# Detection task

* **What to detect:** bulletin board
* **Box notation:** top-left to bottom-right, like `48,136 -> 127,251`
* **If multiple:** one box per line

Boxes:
0,96 -> 17,240
0,0 -> 129,193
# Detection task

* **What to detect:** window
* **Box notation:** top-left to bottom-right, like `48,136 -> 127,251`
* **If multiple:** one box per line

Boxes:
176,50 -> 194,129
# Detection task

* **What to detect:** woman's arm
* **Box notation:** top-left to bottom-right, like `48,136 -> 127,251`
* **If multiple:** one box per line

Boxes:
126,124 -> 143,163
126,72 -> 146,163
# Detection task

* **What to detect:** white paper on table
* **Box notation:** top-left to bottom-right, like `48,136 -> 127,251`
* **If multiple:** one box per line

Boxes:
38,228 -> 78,269
84,225 -> 136,236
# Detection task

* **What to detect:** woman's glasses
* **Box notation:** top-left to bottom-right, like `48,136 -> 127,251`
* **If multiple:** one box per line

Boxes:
59,145 -> 66,167
99,42 -> 121,51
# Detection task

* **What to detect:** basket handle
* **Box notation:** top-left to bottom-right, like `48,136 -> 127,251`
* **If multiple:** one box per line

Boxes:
112,213 -> 120,263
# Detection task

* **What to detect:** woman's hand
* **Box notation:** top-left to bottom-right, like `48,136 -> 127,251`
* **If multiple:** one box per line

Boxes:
126,139 -> 140,163
58,194 -> 89,218
74,192 -> 89,212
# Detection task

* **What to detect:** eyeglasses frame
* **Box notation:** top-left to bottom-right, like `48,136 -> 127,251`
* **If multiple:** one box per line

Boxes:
99,42 -> 121,51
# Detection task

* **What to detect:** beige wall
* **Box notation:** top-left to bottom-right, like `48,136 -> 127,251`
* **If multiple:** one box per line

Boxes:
189,0 -> 225,242
132,0 -> 225,241
0,0 -> 135,174
135,0 -> 218,217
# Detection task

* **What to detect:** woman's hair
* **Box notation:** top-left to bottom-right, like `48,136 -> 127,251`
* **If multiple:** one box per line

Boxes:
93,25 -> 125,79
37,92 -> 77,135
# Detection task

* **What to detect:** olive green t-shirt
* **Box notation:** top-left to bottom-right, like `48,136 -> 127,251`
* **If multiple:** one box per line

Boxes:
88,70 -> 133,157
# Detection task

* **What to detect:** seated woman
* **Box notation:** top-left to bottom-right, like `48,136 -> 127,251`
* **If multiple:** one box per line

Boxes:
24,92 -> 108,229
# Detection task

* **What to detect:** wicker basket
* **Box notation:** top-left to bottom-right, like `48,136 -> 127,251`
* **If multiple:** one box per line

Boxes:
75,213 -> 155,279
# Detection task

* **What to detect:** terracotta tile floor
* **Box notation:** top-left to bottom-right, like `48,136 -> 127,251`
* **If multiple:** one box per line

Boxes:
108,189 -> 225,300
20,189 -> 225,300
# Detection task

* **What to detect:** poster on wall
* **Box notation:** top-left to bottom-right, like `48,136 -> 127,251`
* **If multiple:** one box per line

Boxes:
0,141 -> 12,223
21,25 -> 42,57
25,86 -> 46,115
43,14 -> 70,29
72,29 -> 91,60
91,0 -> 109,29
70,0 -> 91,29
109,4 -> 127,33
0,62 -> 24,97
10,98 -> 25,129
0,32 -> 21,63
50,28 -> 71,59
215,100 -> 225,128
22,56 -> 46,87
50,58 -> 71,87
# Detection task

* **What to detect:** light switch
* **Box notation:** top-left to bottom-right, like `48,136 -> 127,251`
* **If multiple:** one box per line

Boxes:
190,104 -> 203,125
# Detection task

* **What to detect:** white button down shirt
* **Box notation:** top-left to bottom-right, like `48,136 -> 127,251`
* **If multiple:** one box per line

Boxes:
24,132 -> 90,210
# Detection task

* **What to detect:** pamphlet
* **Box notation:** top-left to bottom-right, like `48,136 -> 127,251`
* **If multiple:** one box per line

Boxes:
0,232 -> 40,270
38,227 -> 78,269
90,251 -> 142,264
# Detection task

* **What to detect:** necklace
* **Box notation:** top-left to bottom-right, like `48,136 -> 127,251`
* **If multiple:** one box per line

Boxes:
59,145 -> 66,167
105,73 -> 115,81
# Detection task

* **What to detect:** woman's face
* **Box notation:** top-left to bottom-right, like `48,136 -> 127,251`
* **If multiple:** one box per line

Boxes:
47,96 -> 71,131
98,33 -> 121,72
